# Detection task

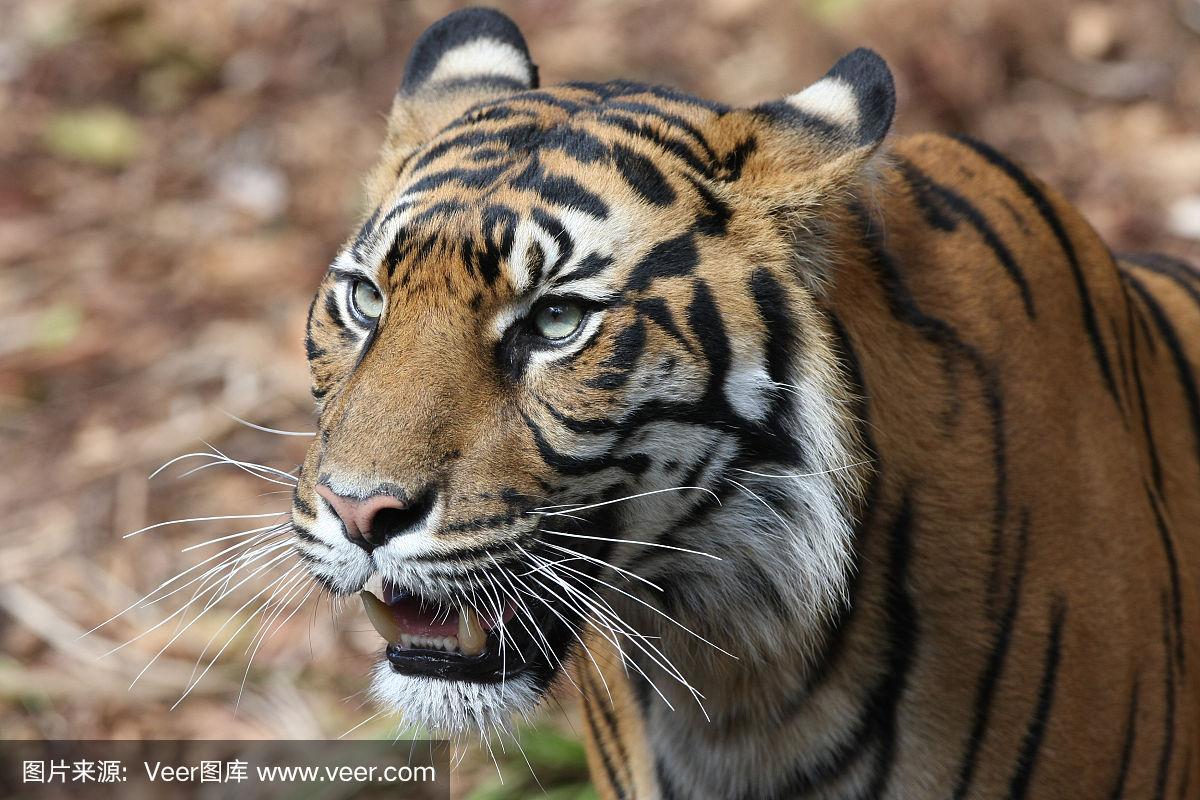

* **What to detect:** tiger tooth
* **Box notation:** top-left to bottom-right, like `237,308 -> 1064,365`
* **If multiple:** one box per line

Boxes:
360,591 -> 401,643
458,606 -> 487,656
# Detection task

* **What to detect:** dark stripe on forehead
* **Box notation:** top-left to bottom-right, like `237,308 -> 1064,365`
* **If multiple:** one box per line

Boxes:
596,112 -> 715,178
530,207 -> 576,277
627,232 -> 699,292
412,123 -> 547,172
612,142 -> 676,206
405,163 -> 511,195
558,252 -> 613,285
688,175 -> 731,236
511,159 -> 610,219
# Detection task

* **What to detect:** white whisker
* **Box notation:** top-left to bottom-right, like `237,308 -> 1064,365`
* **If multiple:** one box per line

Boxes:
221,410 -> 316,437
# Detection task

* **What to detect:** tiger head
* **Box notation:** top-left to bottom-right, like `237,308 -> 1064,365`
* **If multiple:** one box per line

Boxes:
292,8 -> 892,734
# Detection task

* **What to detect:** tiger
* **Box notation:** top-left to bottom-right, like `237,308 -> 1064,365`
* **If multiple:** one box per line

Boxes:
289,8 -> 1200,799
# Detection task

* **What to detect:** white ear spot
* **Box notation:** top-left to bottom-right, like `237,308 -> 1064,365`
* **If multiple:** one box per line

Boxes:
428,39 -> 533,88
786,77 -> 861,132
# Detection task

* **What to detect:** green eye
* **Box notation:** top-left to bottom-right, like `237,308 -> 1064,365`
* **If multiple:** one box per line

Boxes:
351,280 -> 384,321
532,299 -> 585,340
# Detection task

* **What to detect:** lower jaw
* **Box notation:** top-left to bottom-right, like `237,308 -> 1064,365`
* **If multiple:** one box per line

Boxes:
368,660 -> 547,735
379,605 -> 577,689
384,641 -> 535,683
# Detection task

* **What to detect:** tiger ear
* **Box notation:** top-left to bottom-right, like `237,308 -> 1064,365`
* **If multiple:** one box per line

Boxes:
368,9 -> 537,195
714,49 -> 895,199
756,48 -> 894,156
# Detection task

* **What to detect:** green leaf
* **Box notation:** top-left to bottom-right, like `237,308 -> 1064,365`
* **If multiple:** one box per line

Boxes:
33,303 -> 82,351
42,107 -> 141,168
514,727 -> 589,774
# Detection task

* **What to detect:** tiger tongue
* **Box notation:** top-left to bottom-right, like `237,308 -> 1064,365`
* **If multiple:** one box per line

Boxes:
360,591 -> 489,656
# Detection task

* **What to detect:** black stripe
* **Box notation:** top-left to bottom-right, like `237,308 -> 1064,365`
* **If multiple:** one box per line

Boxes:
626,232 -> 699,292
612,142 -> 676,206
1109,678 -> 1141,800
953,134 -> 1121,405
1156,592 -> 1177,800
558,252 -> 613,285
1007,598 -> 1066,799
580,675 -> 630,800
530,207 -> 576,277
900,159 -> 1035,317
1121,252 -> 1200,315
953,508 -> 1031,799
1124,270 -> 1200,470
635,297 -> 694,354
291,491 -> 317,519
586,318 -> 647,390
511,159 -> 610,219
852,203 -> 1010,612
1129,311 -> 1165,494
1147,486 -> 1185,668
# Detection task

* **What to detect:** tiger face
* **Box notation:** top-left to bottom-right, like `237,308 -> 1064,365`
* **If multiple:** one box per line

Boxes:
291,8 -> 888,734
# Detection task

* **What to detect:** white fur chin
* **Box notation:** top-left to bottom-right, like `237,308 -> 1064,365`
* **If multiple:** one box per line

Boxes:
368,661 -> 543,735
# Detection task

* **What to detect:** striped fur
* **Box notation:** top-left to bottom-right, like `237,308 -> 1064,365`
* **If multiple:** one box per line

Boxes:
291,9 -> 1200,797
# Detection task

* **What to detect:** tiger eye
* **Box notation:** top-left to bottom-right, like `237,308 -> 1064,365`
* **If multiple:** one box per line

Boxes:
533,300 -> 584,340
351,280 -> 385,320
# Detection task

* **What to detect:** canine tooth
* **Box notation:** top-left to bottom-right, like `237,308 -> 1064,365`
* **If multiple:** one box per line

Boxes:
361,591 -> 400,643
458,606 -> 487,656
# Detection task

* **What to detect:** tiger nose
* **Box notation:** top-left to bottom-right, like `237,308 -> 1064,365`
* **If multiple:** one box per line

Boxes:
315,484 -> 435,551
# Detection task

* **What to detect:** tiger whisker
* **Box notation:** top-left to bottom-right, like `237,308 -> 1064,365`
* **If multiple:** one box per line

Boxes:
521,567 -> 687,713
236,575 -> 316,709
122,511 -> 289,539
731,459 -> 874,480
99,537 -> 294,654
180,521 -> 290,552
196,442 -> 301,484
529,485 -> 720,516
515,570 -> 614,704
486,553 -> 561,673
84,526 -> 291,638
125,548 -> 295,687
541,529 -> 722,560
177,458 -> 298,489
534,569 -> 702,714
538,540 -> 664,592
724,478 -> 791,539
221,410 -> 317,437
542,557 -> 738,660
172,560 -> 305,709
338,708 -> 388,740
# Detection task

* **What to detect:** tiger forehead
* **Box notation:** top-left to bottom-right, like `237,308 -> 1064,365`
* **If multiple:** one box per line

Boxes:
343,82 -> 744,297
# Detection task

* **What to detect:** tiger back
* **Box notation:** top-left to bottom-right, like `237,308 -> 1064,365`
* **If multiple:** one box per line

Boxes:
582,130 -> 1200,799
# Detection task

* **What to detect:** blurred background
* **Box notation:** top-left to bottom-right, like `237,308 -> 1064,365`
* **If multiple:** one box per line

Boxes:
1,0 -> 1197,796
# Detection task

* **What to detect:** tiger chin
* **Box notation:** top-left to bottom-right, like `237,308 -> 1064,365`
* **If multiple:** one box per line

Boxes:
290,8 -> 1200,798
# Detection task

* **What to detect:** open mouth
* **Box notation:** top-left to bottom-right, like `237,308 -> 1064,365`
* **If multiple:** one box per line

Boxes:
360,578 -> 570,684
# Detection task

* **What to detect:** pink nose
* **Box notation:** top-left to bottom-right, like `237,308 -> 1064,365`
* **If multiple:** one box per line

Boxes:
316,484 -> 415,551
